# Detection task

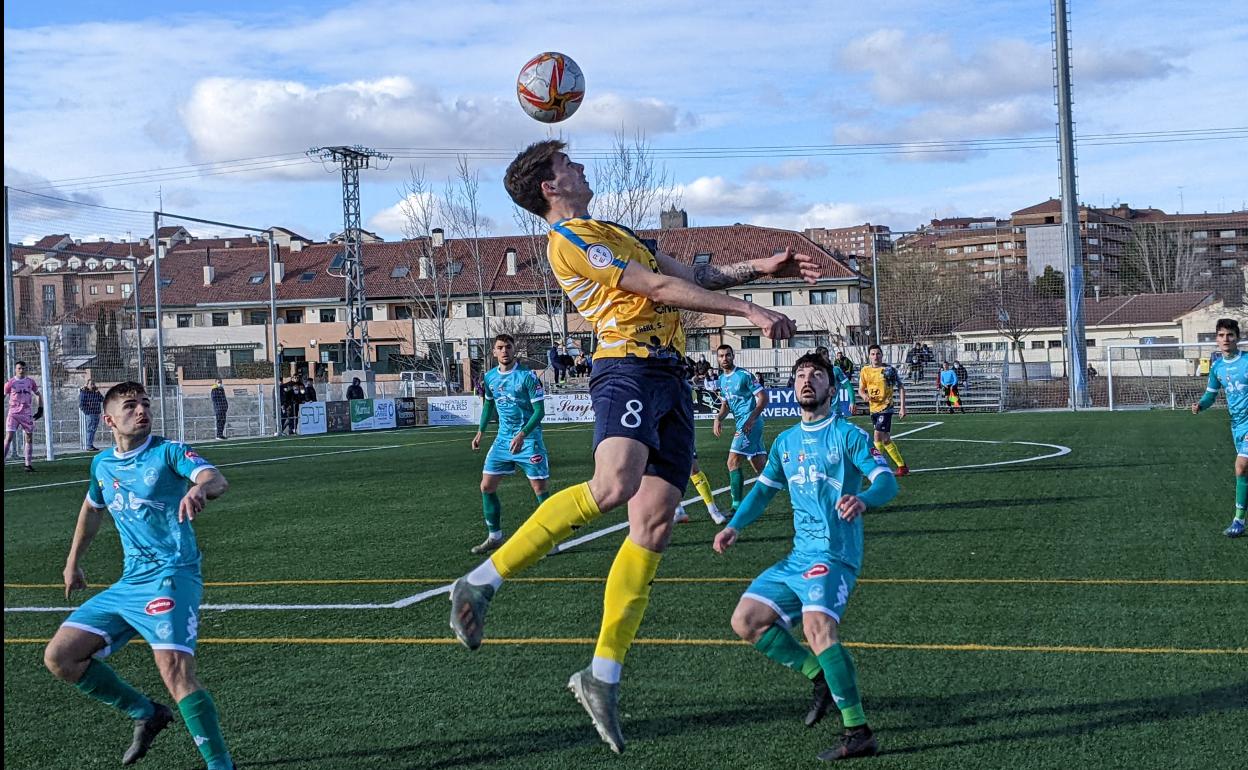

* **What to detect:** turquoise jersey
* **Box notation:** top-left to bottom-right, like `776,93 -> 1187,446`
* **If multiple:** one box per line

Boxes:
755,416 -> 892,569
84,436 -> 216,582
483,365 -> 545,442
718,367 -> 764,425
1208,352 -> 1248,431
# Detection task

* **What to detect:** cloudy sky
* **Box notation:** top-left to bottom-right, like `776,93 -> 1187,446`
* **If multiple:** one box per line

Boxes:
4,0 -> 1246,243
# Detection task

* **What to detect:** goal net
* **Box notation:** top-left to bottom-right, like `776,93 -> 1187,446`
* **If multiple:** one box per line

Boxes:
1106,342 -> 1247,411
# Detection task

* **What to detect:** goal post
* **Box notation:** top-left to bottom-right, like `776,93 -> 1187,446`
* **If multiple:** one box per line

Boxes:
4,334 -> 56,461
1106,341 -> 1247,411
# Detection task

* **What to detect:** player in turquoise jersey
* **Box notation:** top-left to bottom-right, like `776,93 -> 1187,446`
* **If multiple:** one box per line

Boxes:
471,334 -> 551,553
1191,318 -> 1247,537
714,344 -> 769,511
42,382 -> 235,769
714,352 -> 898,761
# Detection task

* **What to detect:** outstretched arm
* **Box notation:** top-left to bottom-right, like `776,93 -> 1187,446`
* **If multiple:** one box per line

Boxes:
654,247 -> 821,290
618,260 -> 796,339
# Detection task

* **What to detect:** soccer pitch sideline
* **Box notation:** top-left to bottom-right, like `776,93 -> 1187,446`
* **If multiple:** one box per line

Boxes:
4,413 -> 1245,769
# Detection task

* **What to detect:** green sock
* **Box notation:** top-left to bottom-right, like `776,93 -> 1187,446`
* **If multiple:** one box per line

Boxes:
816,644 -> 867,728
754,624 -> 822,680
535,491 -> 551,505
482,492 -> 502,535
178,689 -> 232,770
73,660 -> 154,720
730,468 -> 745,507
1236,476 -> 1246,520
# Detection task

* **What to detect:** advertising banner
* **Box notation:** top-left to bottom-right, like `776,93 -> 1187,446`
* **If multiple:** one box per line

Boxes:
543,393 -> 594,423
326,400 -> 351,433
428,395 -> 481,426
396,397 -> 417,427
350,398 -> 397,431
297,402 -> 327,435
760,388 -> 803,420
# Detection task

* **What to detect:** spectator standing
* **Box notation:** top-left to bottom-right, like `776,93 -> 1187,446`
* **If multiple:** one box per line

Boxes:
906,345 -> 922,383
346,376 -> 365,400
953,360 -> 969,386
78,379 -> 104,450
210,378 -> 229,440
547,343 -> 566,386
834,350 -> 855,379
303,377 -> 317,402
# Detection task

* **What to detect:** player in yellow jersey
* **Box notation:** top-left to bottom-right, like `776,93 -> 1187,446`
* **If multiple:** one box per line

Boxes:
448,139 -> 820,753
857,344 -> 909,476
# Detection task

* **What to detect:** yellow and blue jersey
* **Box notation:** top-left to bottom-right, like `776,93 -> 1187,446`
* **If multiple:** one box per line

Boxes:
859,364 -> 902,414
483,365 -> 545,442
1208,352 -> 1248,431
547,217 -> 684,359
756,416 -> 892,569
85,436 -> 216,582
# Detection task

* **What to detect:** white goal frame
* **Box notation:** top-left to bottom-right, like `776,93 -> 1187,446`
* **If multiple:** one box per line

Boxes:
4,334 -> 56,461
1106,341 -> 1247,411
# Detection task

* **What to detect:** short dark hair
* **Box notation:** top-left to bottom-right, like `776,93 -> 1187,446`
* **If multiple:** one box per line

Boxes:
15,360 -> 26,367
868,344 -> 883,355
1217,318 -> 1241,337
494,333 -> 515,345
103,381 -> 147,411
792,352 -> 834,380
504,140 -> 567,217
717,344 -> 734,354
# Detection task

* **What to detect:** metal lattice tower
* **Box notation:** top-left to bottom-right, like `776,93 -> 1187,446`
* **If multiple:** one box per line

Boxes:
307,145 -> 391,371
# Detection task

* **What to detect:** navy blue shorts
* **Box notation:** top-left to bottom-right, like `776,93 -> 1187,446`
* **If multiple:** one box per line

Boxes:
590,357 -> 695,491
870,410 -> 894,434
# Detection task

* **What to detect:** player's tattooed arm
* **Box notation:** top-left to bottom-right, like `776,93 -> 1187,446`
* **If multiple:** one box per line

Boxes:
691,261 -> 763,290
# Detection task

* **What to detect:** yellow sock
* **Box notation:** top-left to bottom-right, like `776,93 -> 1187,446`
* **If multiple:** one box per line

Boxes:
690,471 -> 716,510
490,482 -> 601,579
594,538 -> 663,665
880,440 -> 905,467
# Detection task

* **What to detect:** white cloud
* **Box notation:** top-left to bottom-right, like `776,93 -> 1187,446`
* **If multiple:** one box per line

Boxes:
368,191 -> 439,237
753,201 -> 928,233
677,177 -> 801,218
743,159 -> 829,181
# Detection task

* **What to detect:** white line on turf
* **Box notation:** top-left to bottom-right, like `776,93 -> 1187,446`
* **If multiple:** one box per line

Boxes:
4,423 -> 1072,615
889,421 -> 943,439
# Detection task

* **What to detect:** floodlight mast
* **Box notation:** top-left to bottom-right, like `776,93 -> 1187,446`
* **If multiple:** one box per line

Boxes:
307,146 -> 392,382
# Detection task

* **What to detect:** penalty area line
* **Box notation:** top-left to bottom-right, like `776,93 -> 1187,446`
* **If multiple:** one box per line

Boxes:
2,637 -> 1243,655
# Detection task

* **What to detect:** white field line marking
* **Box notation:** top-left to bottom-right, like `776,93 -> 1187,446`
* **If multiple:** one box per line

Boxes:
391,584 -> 453,608
889,421 -> 943,439
903,438 -> 1072,473
5,428 -> 1071,615
3,423 -> 597,493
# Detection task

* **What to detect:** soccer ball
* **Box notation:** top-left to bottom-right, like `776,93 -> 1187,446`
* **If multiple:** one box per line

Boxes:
516,52 -> 585,123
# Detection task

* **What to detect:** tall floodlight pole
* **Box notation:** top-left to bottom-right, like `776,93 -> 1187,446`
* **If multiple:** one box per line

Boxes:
870,234 -> 881,346
3,187 -> 16,379
1054,0 -> 1089,409
130,239 -> 144,383
152,212 -> 169,432
307,146 -> 391,393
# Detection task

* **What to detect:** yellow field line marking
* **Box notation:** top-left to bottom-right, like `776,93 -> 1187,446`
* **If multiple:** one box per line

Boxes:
7,577 -> 1246,589
3,637 -> 1243,655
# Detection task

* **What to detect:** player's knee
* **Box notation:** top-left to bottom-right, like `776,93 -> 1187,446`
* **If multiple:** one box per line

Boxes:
591,476 -> 642,510
729,607 -> 766,643
43,642 -> 79,681
803,614 -> 839,651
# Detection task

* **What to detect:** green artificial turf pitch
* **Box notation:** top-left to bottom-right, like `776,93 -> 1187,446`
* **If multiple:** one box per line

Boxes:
4,412 -> 1245,769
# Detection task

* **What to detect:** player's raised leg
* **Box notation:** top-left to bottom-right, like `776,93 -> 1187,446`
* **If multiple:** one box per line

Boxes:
450,438 -> 645,650
45,624 -> 174,765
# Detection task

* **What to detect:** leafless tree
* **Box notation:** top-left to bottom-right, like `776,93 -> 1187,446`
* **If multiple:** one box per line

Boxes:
1125,220 -> 1202,294
398,168 -> 455,396
444,155 -> 493,375
591,130 -> 682,238
807,302 -> 872,365
994,275 -> 1048,382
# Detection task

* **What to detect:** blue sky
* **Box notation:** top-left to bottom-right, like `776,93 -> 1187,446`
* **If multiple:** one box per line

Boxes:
4,0 -> 1246,243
